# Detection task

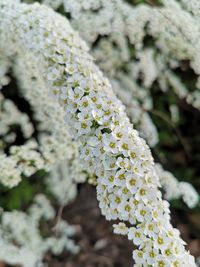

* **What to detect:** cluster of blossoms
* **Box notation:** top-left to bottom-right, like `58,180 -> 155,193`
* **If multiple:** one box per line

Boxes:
155,163 -> 199,208
0,93 -> 33,145
1,0 -> 196,206
0,194 -> 79,267
0,1 -> 89,264
0,86 -> 85,264
36,0 -> 199,206
47,159 -> 87,205
0,1 -> 197,266
38,0 -> 199,205
38,0 -> 200,152
48,0 -> 200,110
38,0 -> 157,147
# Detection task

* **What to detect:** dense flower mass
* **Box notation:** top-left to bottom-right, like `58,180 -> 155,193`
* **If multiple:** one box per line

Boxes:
0,1 -> 197,266
0,194 -> 79,267
53,0 -> 200,110
155,163 -> 199,208
39,0 -> 199,207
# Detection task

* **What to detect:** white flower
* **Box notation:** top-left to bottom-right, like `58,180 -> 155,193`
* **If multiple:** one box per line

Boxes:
68,86 -> 84,102
100,171 -> 116,189
155,255 -> 171,267
109,193 -> 123,209
135,203 -> 151,222
117,201 -> 132,220
74,120 -> 92,135
116,157 -> 132,171
128,227 -> 146,245
143,221 -> 159,239
132,250 -> 145,265
113,222 -> 128,235
102,156 -> 118,171
102,133 -> 119,154
118,138 -> 131,157
144,245 -> 159,265
115,169 -> 127,187
126,173 -> 142,194
154,234 -> 170,252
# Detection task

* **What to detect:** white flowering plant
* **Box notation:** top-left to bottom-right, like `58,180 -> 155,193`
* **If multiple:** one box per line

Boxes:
0,0 -> 199,266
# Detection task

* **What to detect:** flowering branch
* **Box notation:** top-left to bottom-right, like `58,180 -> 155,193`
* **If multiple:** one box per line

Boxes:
0,1 -> 197,266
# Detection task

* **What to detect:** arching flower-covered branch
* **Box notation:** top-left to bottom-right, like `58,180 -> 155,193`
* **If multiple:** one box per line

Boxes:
0,1 -> 197,266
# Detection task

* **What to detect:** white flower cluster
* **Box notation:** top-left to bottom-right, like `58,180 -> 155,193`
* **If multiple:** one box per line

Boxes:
0,38 -> 88,188
10,140 -> 45,177
0,2 -> 89,264
0,56 -> 10,89
0,37 -> 86,267
40,0 -> 200,145
39,0 -> 158,148
179,182 -> 200,209
0,93 -> 33,143
0,194 -> 79,267
0,140 -> 44,187
39,0 -> 199,213
155,163 -> 199,208
111,78 -> 158,147
46,159 -> 87,205
0,153 -> 21,187
0,1 -> 196,266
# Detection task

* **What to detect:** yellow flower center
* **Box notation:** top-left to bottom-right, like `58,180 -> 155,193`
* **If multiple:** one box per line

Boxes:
125,205 -> 131,212
173,261 -> 179,267
153,211 -> 158,218
140,210 -> 146,216
119,173 -> 125,180
83,101 -> 88,107
130,152 -> 136,159
135,232 -> 141,238
91,96 -> 97,102
85,149 -> 90,155
149,252 -> 155,258
81,123 -> 87,129
114,120 -> 119,125
109,142 -> 116,148
165,249 -> 171,256
122,143 -> 128,150
116,132 -> 123,138
74,93 -> 79,99
96,104 -> 101,109
122,188 -> 128,194
120,162 -> 125,167
129,178 -> 136,186
115,197 -> 121,204
104,110 -> 111,115
158,237 -> 164,245
108,176 -> 114,182
139,189 -> 146,196
100,147 -> 105,154
158,261 -> 165,267
148,224 -> 153,231
137,252 -> 143,258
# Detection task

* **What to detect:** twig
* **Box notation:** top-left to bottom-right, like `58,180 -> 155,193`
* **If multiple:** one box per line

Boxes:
52,205 -> 64,235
